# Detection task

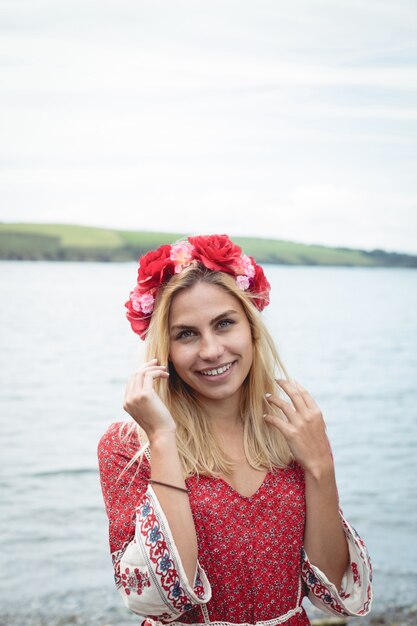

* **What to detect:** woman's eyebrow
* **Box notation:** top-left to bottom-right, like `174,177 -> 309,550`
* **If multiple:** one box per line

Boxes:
209,309 -> 238,325
170,309 -> 238,332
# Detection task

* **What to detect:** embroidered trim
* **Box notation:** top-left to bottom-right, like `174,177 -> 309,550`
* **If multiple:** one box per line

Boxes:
112,539 -> 131,588
201,602 -> 211,624
341,515 -> 373,582
301,509 -> 373,617
300,551 -> 346,615
136,491 -> 204,613
144,608 -> 304,626
340,513 -> 373,615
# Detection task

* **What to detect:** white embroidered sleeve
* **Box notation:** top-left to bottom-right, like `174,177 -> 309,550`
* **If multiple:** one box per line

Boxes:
301,510 -> 373,617
115,485 -> 212,622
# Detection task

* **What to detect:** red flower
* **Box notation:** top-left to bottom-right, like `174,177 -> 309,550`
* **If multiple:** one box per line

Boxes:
125,299 -> 152,339
125,235 -> 271,339
137,244 -> 174,291
250,258 -> 271,310
189,234 -> 242,274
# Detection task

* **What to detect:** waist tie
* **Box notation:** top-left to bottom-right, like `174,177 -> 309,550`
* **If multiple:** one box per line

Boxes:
146,577 -> 305,626
195,606 -> 304,626
200,575 -> 304,626
145,610 -> 304,626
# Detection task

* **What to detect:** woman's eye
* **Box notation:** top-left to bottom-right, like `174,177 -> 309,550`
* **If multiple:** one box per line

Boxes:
218,319 -> 234,330
176,329 -> 195,340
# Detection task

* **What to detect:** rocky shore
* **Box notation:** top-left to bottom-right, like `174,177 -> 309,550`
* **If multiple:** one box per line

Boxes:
310,604 -> 417,626
1,605 -> 416,626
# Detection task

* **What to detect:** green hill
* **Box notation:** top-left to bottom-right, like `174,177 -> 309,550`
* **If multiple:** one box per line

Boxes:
0,222 -> 415,267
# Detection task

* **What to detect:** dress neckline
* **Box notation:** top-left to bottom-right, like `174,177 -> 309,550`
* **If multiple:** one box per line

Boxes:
215,470 -> 270,500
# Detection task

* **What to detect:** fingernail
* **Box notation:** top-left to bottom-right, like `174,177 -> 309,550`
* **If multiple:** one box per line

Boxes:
265,393 -> 272,398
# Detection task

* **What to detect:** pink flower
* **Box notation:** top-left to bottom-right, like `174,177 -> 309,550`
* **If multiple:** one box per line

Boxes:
240,255 -> 255,278
139,293 -> 155,314
236,275 -> 250,290
130,287 -> 154,314
170,241 -> 195,273
130,287 -> 142,313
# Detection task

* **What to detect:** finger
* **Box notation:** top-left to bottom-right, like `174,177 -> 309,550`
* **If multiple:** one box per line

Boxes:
133,365 -> 167,377
131,365 -> 167,390
275,379 -> 307,412
265,393 -> 298,423
136,358 -> 158,371
294,380 -> 317,410
263,412 -> 292,439
125,365 -> 166,402
133,358 -> 160,373
143,368 -> 170,392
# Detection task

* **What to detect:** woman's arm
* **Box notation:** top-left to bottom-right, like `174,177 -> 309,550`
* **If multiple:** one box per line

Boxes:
263,379 -> 349,589
123,359 -> 198,585
303,464 -> 349,590
98,421 -> 210,620
147,430 -> 198,585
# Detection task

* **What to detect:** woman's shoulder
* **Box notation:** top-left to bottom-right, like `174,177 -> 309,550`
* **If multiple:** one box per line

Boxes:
97,420 -> 151,483
98,420 -> 142,458
98,420 -> 126,446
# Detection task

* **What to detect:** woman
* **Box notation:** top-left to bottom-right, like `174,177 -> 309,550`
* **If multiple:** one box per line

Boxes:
98,234 -> 372,626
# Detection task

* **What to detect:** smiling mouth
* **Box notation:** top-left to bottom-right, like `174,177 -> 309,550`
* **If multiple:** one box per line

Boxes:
198,361 -> 236,377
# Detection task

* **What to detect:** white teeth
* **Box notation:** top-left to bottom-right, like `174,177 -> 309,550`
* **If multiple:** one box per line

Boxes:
201,362 -> 233,376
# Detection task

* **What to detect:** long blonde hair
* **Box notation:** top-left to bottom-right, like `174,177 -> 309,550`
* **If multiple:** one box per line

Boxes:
121,264 -> 294,478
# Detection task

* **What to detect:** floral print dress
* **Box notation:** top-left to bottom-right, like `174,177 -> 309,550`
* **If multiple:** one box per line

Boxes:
98,423 -> 372,626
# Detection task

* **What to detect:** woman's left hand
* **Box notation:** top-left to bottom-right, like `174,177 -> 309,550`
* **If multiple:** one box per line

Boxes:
263,380 -> 334,477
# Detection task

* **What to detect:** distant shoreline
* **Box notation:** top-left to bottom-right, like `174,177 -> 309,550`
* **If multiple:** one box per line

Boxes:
1,222 -> 416,267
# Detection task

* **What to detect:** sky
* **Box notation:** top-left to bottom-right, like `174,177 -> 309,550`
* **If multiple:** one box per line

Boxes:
1,0 -> 417,254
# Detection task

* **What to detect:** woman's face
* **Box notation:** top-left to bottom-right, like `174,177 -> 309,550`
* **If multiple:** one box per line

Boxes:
168,282 -> 253,405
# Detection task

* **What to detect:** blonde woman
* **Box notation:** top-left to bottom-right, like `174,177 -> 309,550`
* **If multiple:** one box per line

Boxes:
98,234 -> 372,626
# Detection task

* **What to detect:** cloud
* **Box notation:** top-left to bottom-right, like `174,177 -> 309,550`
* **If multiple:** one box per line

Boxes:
282,185 -> 417,253
0,0 -> 416,254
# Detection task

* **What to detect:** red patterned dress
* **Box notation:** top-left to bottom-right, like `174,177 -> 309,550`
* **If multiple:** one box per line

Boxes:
98,423 -> 372,626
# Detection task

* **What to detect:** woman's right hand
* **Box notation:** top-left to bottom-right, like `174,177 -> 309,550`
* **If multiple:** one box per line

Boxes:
123,358 -> 176,441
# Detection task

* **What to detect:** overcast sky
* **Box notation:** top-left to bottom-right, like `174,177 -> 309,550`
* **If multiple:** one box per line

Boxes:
1,0 -> 416,253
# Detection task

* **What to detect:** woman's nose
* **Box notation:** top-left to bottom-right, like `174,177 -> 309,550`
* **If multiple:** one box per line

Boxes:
199,334 -> 225,361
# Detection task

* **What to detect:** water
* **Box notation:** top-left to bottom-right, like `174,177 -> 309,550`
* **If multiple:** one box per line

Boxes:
0,262 -> 416,624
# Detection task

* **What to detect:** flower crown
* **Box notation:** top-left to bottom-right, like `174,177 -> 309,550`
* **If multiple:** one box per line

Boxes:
125,234 -> 271,339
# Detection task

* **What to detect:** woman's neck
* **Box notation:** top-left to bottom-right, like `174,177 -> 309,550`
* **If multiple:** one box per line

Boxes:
200,394 -> 243,435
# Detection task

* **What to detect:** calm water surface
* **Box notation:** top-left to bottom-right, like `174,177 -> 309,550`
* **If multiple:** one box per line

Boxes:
0,262 -> 416,624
